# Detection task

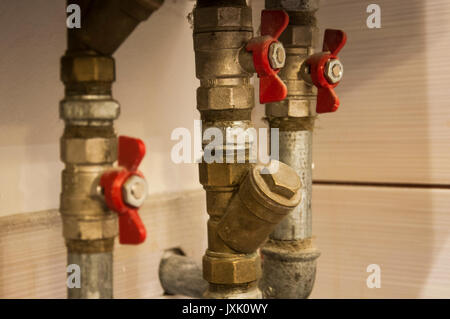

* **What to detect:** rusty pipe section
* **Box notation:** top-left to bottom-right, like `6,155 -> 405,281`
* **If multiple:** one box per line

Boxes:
60,0 -> 163,299
260,0 -> 321,299
192,0 -> 302,299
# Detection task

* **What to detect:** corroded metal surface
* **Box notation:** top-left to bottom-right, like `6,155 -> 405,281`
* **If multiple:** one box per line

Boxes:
159,251 -> 208,298
260,239 -> 320,299
261,0 -> 320,299
68,252 -> 113,299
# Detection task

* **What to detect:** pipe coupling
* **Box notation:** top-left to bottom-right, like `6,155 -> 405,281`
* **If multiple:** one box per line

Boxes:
73,0 -> 165,55
203,250 -> 261,285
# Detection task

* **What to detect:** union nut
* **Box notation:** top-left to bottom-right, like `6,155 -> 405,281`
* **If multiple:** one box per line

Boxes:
61,54 -> 115,84
217,160 -> 302,253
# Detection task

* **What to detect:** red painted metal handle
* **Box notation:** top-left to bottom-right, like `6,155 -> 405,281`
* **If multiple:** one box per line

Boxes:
306,29 -> 347,113
246,10 -> 289,104
100,136 -> 147,245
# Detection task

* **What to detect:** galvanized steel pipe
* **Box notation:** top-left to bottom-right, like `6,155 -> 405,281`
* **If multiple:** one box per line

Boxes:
260,0 -> 321,299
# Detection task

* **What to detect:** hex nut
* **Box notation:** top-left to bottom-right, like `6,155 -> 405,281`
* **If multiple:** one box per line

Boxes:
203,252 -> 261,284
268,42 -> 286,69
194,6 -> 252,32
61,55 -> 115,83
279,25 -> 318,47
61,137 -> 117,164
266,0 -> 320,11
60,98 -> 120,121
266,98 -> 317,118
122,175 -> 148,208
325,59 -> 344,84
62,215 -> 118,241
199,162 -> 249,187
197,86 -> 254,111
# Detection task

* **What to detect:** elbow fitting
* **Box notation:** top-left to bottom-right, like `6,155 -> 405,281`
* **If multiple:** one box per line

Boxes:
217,161 -> 302,254
72,0 -> 164,55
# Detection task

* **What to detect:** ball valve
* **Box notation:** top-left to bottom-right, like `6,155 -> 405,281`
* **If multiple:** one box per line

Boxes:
246,10 -> 289,104
100,136 -> 148,244
302,29 -> 347,113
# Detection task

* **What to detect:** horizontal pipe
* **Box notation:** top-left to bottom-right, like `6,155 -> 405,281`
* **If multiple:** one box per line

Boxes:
159,251 -> 208,298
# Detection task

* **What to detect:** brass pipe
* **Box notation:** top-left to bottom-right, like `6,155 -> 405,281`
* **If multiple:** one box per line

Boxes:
260,0 -> 321,299
193,0 -> 302,299
60,0 -> 163,299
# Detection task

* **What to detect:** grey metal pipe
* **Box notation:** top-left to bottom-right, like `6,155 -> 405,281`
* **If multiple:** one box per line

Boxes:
271,131 -> 313,240
159,251 -> 208,298
68,252 -> 113,299
259,0 -> 321,299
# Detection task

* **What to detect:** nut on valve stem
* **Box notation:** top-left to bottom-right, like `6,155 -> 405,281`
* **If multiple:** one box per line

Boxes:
100,136 -> 148,245
301,29 -> 347,113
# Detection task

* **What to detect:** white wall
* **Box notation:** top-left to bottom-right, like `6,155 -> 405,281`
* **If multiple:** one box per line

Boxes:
0,0 -> 200,216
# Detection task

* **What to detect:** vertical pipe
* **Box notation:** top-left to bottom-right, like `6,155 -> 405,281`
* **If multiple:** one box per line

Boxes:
193,0 -> 262,298
272,130 -> 313,240
60,0 -> 164,298
260,0 -> 321,299
60,53 -> 119,298
68,252 -> 113,299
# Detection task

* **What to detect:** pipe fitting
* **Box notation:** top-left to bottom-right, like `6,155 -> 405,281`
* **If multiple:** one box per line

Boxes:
260,239 -> 320,299
265,0 -> 320,12
61,137 -> 117,164
60,96 -> 120,123
73,0 -> 165,55
193,6 -> 252,33
217,161 -> 302,253
203,251 -> 261,285
205,282 -> 262,299
159,250 -> 208,298
61,54 -> 115,84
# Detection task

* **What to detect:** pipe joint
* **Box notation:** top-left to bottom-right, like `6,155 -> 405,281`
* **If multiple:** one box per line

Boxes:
72,0 -> 164,55
260,239 -> 320,299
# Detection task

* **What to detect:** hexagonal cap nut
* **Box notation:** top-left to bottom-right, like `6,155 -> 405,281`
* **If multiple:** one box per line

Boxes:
260,161 -> 301,199
268,42 -> 286,69
325,59 -> 344,84
122,175 -> 148,208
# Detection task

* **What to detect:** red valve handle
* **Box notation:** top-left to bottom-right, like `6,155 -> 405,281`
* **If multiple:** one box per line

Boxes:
100,136 -> 147,245
246,10 -> 289,104
305,29 -> 347,113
